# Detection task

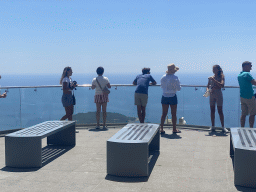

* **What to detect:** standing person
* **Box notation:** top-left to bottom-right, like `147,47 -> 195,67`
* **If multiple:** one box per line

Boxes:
238,61 -> 256,128
160,64 -> 181,134
133,68 -> 157,123
60,67 -> 77,121
91,67 -> 111,129
0,75 -> 7,98
207,65 -> 227,133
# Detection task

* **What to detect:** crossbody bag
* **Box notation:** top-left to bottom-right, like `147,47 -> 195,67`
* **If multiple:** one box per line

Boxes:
96,78 -> 110,95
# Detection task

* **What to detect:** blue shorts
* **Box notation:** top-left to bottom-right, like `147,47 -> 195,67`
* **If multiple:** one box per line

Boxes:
62,93 -> 74,107
161,95 -> 178,105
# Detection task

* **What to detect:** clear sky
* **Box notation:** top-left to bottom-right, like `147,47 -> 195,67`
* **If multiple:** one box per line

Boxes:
1,0 -> 256,75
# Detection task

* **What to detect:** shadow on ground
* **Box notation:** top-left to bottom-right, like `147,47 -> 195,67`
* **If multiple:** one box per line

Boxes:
205,131 -> 229,137
105,151 -> 160,182
1,145 -> 74,172
88,128 -> 109,132
161,133 -> 182,139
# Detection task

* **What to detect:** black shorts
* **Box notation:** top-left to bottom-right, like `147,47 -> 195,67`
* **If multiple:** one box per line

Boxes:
161,95 -> 178,105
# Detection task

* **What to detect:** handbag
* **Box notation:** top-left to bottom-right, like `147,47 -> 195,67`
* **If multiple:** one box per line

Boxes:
72,94 -> 76,105
96,78 -> 110,95
203,88 -> 211,97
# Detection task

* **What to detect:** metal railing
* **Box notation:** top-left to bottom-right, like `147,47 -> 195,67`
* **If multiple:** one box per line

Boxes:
0,84 -> 241,90
0,84 -> 247,133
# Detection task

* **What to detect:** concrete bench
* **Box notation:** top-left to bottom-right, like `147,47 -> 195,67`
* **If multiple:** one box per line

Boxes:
107,123 -> 160,177
5,121 -> 76,168
230,127 -> 256,188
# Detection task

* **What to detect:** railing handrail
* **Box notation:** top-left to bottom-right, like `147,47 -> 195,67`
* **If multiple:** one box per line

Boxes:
0,84 -> 241,89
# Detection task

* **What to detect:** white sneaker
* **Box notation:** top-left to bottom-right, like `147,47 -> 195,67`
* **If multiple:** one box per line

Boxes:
209,126 -> 216,132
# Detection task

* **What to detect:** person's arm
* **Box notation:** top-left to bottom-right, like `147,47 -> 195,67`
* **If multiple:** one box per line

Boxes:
107,83 -> 111,88
210,76 -> 225,88
251,79 -> 256,86
91,79 -> 96,89
150,81 -> 157,85
133,77 -> 137,85
62,82 -> 70,91
176,79 -> 181,91
149,76 -> 157,85
206,78 -> 211,91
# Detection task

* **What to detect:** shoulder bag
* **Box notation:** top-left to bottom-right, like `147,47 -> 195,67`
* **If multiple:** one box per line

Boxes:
96,78 -> 110,95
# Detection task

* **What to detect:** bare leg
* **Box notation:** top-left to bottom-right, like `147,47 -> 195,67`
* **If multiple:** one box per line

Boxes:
137,105 -> 143,123
170,105 -> 178,132
210,105 -> 215,127
249,115 -> 255,128
240,115 -> 246,127
96,103 -> 102,127
217,106 -> 224,127
61,105 -> 74,121
102,102 -> 107,127
160,104 -> 169,132
141,106 -> 146,123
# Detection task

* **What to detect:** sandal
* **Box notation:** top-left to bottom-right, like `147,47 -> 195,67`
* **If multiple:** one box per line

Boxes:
173,130 -> 181,134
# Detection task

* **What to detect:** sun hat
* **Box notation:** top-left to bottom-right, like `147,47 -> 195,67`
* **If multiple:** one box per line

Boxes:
166,64 -> 179,74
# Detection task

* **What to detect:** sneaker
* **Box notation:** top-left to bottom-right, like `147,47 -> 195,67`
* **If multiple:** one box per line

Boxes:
209,126 -> 216,132
95,126 -> 100,129
102,126 -> 108,130
222,127 -> 228,133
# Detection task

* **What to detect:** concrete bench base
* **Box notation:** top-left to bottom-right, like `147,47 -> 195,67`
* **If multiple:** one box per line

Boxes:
230,128 -> 256,188
5,121 -> 75,168
107,123 -> 160,177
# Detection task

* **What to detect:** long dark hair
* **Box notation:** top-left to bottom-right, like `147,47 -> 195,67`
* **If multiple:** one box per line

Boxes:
60,67 -> 71,85
213,65 -> 224,78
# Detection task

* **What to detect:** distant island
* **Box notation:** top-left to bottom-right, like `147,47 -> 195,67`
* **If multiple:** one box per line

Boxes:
73,112 -> 137,124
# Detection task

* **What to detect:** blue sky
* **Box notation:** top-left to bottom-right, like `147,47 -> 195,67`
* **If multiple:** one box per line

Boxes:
1,0 -> 256,75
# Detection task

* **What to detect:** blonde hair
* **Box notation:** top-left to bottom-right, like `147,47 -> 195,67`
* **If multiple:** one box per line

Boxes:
60,67 -> 71,85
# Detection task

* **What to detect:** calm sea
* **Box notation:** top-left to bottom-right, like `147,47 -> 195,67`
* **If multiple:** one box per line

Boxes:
0,72 -> 253,131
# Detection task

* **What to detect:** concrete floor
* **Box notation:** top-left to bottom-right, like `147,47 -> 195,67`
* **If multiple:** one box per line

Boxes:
0,126 -> 255,192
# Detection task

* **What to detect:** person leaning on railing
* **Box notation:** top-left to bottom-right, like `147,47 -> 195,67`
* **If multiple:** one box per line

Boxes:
133,67 -> 157,123
160,64 -> 181,134
238,61 -> 256,128
0,75 -> 7,98
60,67 -> 77,121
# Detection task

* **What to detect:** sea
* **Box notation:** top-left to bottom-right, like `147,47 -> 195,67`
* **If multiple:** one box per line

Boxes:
0,72 -> 254,131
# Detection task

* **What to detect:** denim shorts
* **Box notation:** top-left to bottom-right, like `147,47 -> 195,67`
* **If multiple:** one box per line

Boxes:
161,95 -> 178,105
62,93 -> 74,107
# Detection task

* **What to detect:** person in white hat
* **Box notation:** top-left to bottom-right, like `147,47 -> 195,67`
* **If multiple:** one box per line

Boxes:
160,64 -> 181,134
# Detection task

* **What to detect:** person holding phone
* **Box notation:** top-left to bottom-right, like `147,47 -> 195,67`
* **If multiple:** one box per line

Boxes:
60,67 -> 77,121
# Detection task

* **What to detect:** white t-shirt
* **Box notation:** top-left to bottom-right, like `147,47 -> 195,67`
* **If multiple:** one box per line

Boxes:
161,74 -> 181,97
92,76 -> 110,95
62,77 -> 72,91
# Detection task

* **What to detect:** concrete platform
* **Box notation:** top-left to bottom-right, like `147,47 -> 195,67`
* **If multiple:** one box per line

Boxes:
0,125 -> 255,192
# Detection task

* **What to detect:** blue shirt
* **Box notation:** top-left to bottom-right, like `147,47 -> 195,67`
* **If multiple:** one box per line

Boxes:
134,74 -> 156,95
238,71 -> 254,99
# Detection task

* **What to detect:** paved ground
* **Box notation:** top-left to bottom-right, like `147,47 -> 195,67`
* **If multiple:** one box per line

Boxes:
0,125 -> 255,192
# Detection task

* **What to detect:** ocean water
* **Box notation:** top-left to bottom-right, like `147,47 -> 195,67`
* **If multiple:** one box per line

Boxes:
0,72 -> 252,131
